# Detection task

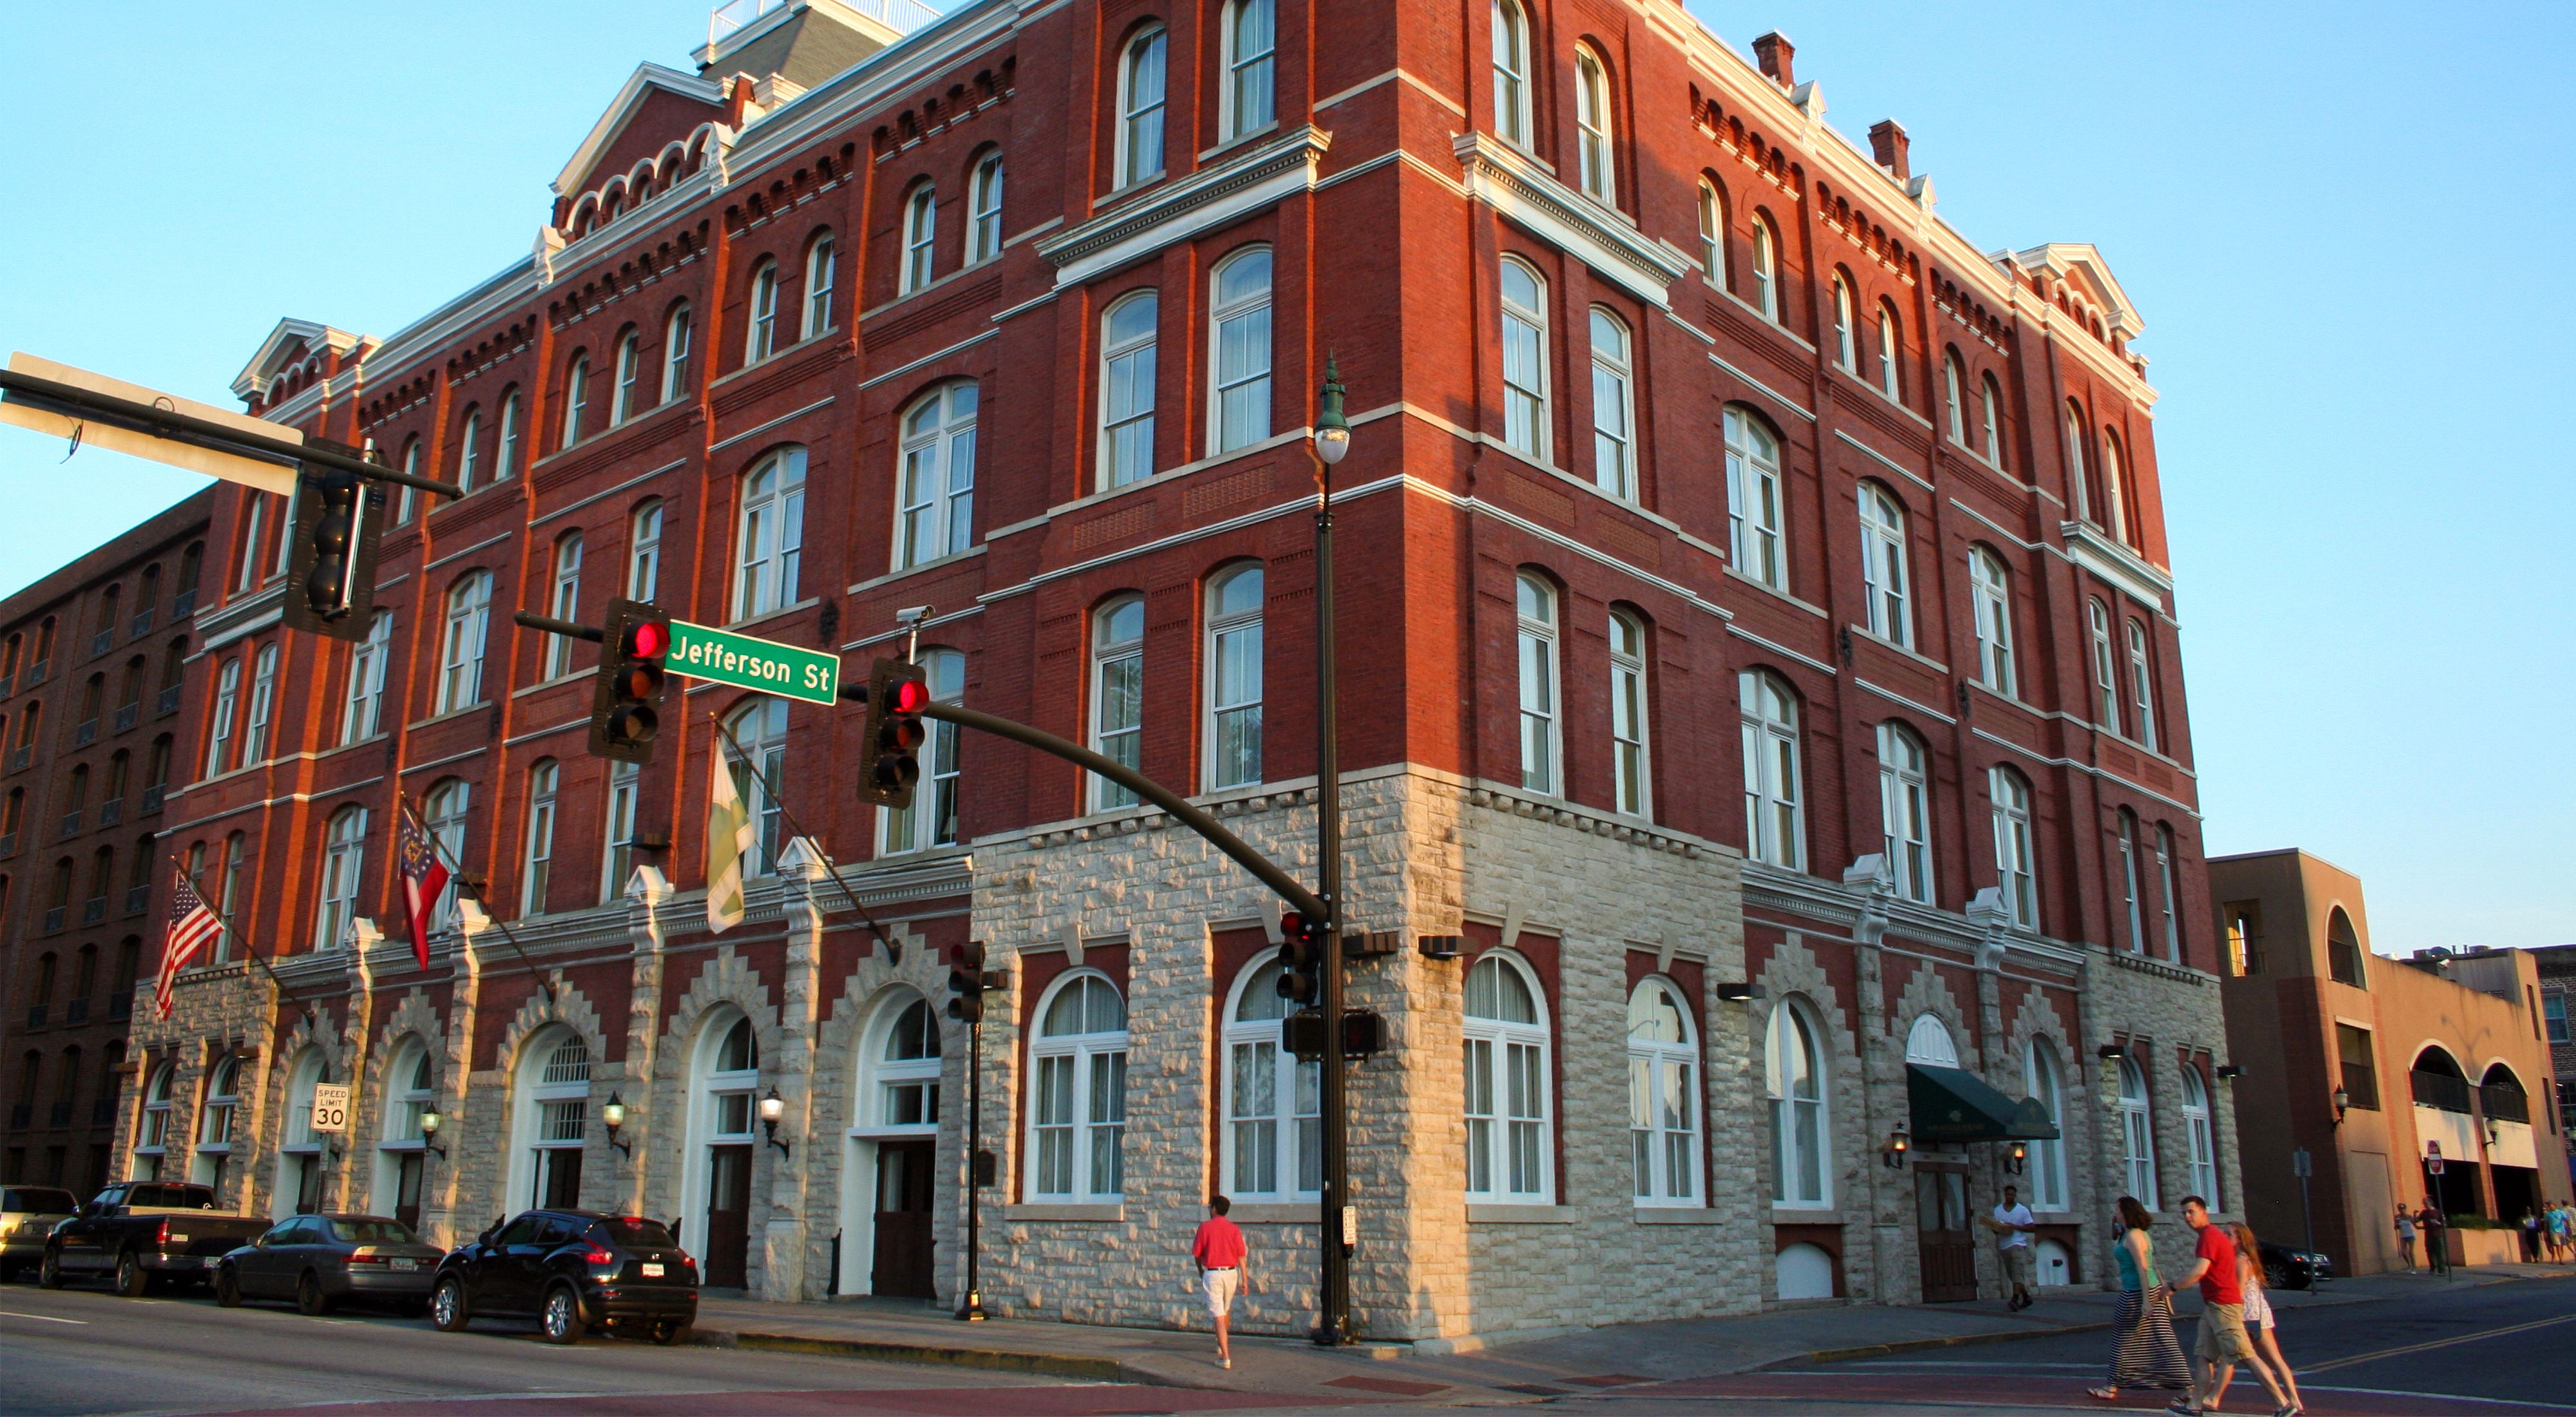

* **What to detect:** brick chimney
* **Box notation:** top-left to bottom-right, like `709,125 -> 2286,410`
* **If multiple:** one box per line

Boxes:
1752,32 -> 1794,88
1869,119 -> 1909,180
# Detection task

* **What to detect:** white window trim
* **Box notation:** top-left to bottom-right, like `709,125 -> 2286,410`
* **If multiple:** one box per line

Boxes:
1627,977 -> 1700,1206
1573,47 -> 1616,204
1203,567 -> 1265,793
562,357 -> 590,447
520,760 -> 559,917
613,333 -> 641,424
1608,610 -> 1649,819
900,189 -> 936,296
1741,670 -> 1804,870
2087,599 -> 2121,735
2118,1058 -> 2159,1211
748,262 -> 780,364
1515,573 -> 1559,796
1969,547 -> 2016,698
1220,951 -> 1321,1203
895,386 -> 976,572
1097,292 -> 1159,490
315,806 -> 367,950
1725,406 -> 1787,591
1831,275 -> 1857,369
1463,951 -> 1554,1203
1114,28 -> 1168,191
804,236 -> 837,337
2126,619 -> 2158,752
437,574 -> 491,714
1752,218 -> 1781,322
663,306 -> 693,403
1589,307 -> 1636,500
1491,0 -> 1533,149
1208,248 -> 1273,457
1088,597 -> 1144,812
1025,970 -> 1130,1203
2181,1067 -> 2218,1206
1876,721 -> 1933,904
1219,0 -> 1276,143
1499,258 -> 1551,462
1990,767 -> 2036,929
2024,1040 -> 2069,1211
734,449 -> 807,620
1766,998 -> 1832,1209
969,154 -> 1005,264
545,535 -> 583,679
1858,484 -> 1913,647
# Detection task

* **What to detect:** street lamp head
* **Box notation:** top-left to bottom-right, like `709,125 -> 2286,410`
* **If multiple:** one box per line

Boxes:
417,1108 -> 440,1138
601,1094 -> 627,1131
1314,356 -> 1351,466
757,1089 -> 786,1126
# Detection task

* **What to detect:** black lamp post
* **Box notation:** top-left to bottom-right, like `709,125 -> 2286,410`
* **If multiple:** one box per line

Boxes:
758,1087 -> 791,1159
1311,357 -> 1352,1346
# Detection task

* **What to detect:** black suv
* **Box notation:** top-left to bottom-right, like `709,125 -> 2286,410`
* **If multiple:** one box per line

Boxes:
430,1210 -> 696,1344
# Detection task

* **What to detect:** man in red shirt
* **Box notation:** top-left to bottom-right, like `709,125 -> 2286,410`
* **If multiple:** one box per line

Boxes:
2167,1195 -> 2266,1416
1191,1195 -> 1249,1369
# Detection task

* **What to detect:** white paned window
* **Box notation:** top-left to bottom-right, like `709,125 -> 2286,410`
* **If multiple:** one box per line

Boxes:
496,389 -> 522,480
242,642 -> 278,766
1210,249 -> 1273,453
422,779 -> 469,928
1877,721 -> 1933,904
901,188 -> 936,295
1877,301 -> 1903,400
748,262 -> 779,362
1464,953 -> 1550,1201
1968,547 -> 2016,696
869,996 -> 942,1128
881,649 -> 963,853
2118,1058 -> 2159,1210
136,1065 -> 172,1173
1099,292 -> 1159,488
1515,573 -> 1558,795
437,572 -> 491,714
969,153 -> 1005,263
394,441 -> 421,525
1500,258 -> 1549,460
1205,566 -> 1264,791
458,408 -> 482,493
193,1058 -> 240,1190
1574,47 -> 1615,202
1981,374 -> 2005,467
804,235 -> 836,336
545,534 -> 583,678
1990,766 -> 2036,928
1740,670 -> 1803,869
1589,308 -> 1636,499
2126,620 -> 2158,752
2087,598 -> 2121,734
1627,979 -> 1698,1204
2024,1040 -> 2069,1210
896,384 -> 977,569
520,759 -> 558,917
1089,596 -> 1144,811
627,500 -> 663,602
1752,216 -> 1780,321
663,305 -> 692,402
1117,28 -> 1167,187
2100,431 -> 2132,544
522,1034 -> 589,1209
341,609 -> 391,744
1608,610 -> 1649,818
2064,400 -> 2092,523
1766,1000 -> 1829,1207
2118,810 -> 2146,951
601,759 -> 639,901
2181,1067 -> 2219,1204
734,447 -> 806,620
1224,0 -> 1275,139
2157,824 -> 2183,960
1831,275 -> 1857,369
1698,180 -> 1725,285
613,331 -> 641,423
315,806 -> 366,949
1944,353 -> 1967,442
1858,484 -> 1912,647
235,496 -> 267,591
1028,973 -> 1129,1201
1491,0 -> 1532,146
1725,406 -> 1785,589
562,356 -> 589,446
723,697 -> 788,874
1225,955 -> 1321,1200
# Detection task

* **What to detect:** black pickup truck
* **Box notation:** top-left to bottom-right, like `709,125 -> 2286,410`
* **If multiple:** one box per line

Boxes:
41,1181 -> 272,1296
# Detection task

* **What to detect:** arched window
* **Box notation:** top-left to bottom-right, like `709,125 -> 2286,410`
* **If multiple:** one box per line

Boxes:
1573,46 -> 1615,202
2117,810 -> 2145,953
234,497 -> 269,591
1464,953 -> 1551,1201
2327,908 -> 2367,987
2117,1058 -> 2159,1210
513,1031 -> 590,1209
734,446 -> 807,618
2126,620 -> 2158,752
495,388 -> 522,481
1028,972 -> 1130,1201
2099,429 -> 2132,545
1608,609 -> 1649,817
896,383 -> 977,569
1725,406 -> 1786,589
1989,766 -> 2036,927
722,696 -> 788,874
204,658 -> 239,776
1942,352 -> 1967,442
2181,1065 -> 2218,1205
1857,484 -> 1912,647
612,329 -> 643,423
2063,399 -> 2092,524
1499,257 -> 1549,459
1205,566 -> 1265,791
216,832 -> 247,955
316,804 -> 367,949
601,759 -> 641,900
1515,572 -> 1558,795
1697,179 -> 1726,286
240,642 -> 278,766
341,609 -> 391,744
2156,824 -> 2182,960
562,353 -> 591,446
1490,0 -> 1532,146
437,571 -> 493,713
193,1056 -> 240,1191
1222,0 -> 1276,139
1740,670 -> 1803,869
883,650 -> 964,852
1765,998 -> 1829,1207
1877,721 -> 1932,903
457,405 -> 484,492
900,187 -> 936,295
804,233 -> 837,336
1877,300 -> 1904,400
1980,374 -> 2005,467
2076,598 -> 2119,734
2024,1039 -> 2069,1210
1906,1013 -> 1959,1065
1224,954 -> 1320,1201
1627,978 -> 1698,1204
1116,27 -> 1168,187
1089,596 -> 1144,811
1967,547 -> 2016,696
520,759 -> 559,916
747,260 -> 780,361
1210,247 -> 1273,453
274,1048 -> 327,1218
1830,274 -> 1857,369
136,1063 -> 174,1179
663,305 -> 694,402
1589,307 -> 1636,499
1099,292 -> 1159,488
968,153 -> 1005,263
545,533 -> 583,678
627,500 -> 663,602
375,1041 -> 435,1228
394,440 -> 422,525
867,994 -> 942,1128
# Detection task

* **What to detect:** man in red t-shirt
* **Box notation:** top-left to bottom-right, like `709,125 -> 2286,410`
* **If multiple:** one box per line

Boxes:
2166,1195 -> 2257,1416
1191,1195 -> 1249,1369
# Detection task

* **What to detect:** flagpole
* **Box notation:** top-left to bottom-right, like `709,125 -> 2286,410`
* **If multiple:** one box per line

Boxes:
166,854 -> 309,1025
397,792 -> 558,1007
708,712 -> 905,966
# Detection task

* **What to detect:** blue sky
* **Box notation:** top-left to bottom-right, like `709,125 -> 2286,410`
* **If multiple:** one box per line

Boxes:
3,1 -> 2567,951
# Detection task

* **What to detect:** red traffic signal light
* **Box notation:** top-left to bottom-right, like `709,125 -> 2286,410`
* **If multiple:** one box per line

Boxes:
1276,913 -> 1327,1006
858,657 -> 932,808
588,598 -> 670,764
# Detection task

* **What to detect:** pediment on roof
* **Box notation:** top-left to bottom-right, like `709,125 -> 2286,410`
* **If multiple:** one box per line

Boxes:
554,63 -> 728,202
232,318 -> 363,401
2008,243 -> 2141,339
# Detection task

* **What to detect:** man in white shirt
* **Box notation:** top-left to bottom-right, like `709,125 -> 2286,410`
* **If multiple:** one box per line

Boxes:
1989,1183 -> 2038,1310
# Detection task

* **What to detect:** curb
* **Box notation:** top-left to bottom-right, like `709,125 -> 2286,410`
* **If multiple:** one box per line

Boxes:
690,1326 -> 1143,1385
1781,1318 -> 2112,1369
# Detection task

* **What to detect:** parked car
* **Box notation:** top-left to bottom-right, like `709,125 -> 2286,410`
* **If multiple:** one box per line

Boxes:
40,1181 -> 272,1296
2261,1239 -> 2333,1290
430,1210 -> 697,1345
1,1186 -> 80,1282
214,1213 -> 443,1315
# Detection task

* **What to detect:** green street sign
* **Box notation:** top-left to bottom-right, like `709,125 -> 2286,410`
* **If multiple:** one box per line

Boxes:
667,620 -> 841,705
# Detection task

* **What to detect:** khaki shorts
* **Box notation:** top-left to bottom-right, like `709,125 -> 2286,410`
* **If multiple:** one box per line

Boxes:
1202,1266 -> 1240,1317
2000,1244 -> 2036,1285
2197,1302 -> 2254,1364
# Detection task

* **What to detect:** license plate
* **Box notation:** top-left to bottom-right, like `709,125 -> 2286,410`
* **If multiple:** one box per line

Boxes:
169,1233 -> 189,1243
390,1259 -> 419,1272
641,1262 -> 665,1278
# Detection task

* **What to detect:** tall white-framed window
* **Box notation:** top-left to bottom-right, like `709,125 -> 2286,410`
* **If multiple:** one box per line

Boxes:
1725,405 -> 1786,589
1830,274 -> 1857,369
135,1063 -> 173,1179
2117,809 -> 2146,953
235,496 -> 269,592
747,261 -> 779,362
315,805 -> 366,949
1980,374 -> 2005,467
804,234 -> 837,336
2099,430 -> 2132,545
2087,598 -> 2121,734
193,1057 -> 241,1191
371,1042 -> 434,1224
601,759 -> 639,901
1204,566 -> 1264,791
1490,0 -> 1532,147
436,571 -> 492,714
1765,998 -> 1830,1207
1752,215 -> 1781,321
1877,300 -> 1904,401
495,388 -> 522,480
515,1031 -> 590,1210
562,355 -> 590,447
394,440 -> 421,525
1968,547 -> 2016,697
1857,483 -> 1912,647
1741,670 -> 1804,869
612,329 -> 643,423
881,649 -> 964,853
2180,1066 -> 2219,1204
1116,27 -> 1168,188
627,499 -> 663,602
1589,307 -> 1636,499
1877,721 -> 1933,904
2126,620 -> 2158,752
2063,399 -> 2092,523
1697,179 -> 1726,285
520,759 -> 559,917
896,383 -> 977,569
341,609 -> 392,744
900,187 -> 936,296
969,153 -> 1005,263
1027,971 -> 1129,1202
1500,258 -> 1550,460
734,446 -> 806,620
544,533 -> 583,678
1943,352 -> 1967,442
1608,609 -> 1649,817
273,1049 -> 327,1218
458,406 -> 483,493
1627,978 -> 1698,1204
1222,0 -> 1275,139
866,994 -> 942,1128
1463,952 -> 1551,1201
2023,1039 -> 2069,1210
662,305 -> 692,402
1099,292 -> 1159,488
2156,824 -> 2182,960
241,642 -> 278,766
422,779 -> 469,927
1088,596 -> 1144,811
1989,766 -> 2036,928
2117,1058 -> 2159,1210
722,696 -> 788,875
1573,46 -> 1615,203
1223,953 -> 1321,1201
1515,572 -> 1558,795
1210,248 -> 1273,454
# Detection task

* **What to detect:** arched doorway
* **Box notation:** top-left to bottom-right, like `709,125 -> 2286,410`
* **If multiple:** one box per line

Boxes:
2411,1047 -> 2480,1217
507,1029 -> 591,1211
372,1039 -> 435,1230
838,991 -> 940,1298
683,1013 -> 758,1289
272,1049 -> 327,1219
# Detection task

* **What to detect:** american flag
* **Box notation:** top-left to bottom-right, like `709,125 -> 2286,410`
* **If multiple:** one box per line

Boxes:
396,804 -> 450,971
155,868 -> 224,1021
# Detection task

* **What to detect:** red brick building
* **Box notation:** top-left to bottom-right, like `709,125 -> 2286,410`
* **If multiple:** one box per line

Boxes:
120,0 -> 2224,1336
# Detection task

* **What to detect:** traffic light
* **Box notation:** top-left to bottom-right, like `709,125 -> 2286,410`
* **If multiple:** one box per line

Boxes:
279,457 -> 384,642
858,656 -> 932,808
946,940 -> 1008,1024
1275,913 -> 1328,1007
587,597 -> 671,763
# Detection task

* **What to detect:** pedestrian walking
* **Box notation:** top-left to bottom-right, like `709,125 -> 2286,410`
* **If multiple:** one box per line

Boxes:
2394,1205 -> 2416,1272
2553,1203 -> 2572,1263
2088,1195 -> 2191,1403
2421,1203 -> 2450,1277
1191,1195 -> 1248,1369
2521,1207 -> 2541,1262
2229,1222 -> 2302,1415
2164,1195 -> 2263,1417
1987,1183 -> 2039,1311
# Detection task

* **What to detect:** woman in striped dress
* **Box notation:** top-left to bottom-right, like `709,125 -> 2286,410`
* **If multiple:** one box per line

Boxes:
2089,1195 -> 2190,1402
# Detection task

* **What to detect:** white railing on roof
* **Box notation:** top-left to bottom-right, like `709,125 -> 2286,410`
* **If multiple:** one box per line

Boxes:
710,0 -> 943,46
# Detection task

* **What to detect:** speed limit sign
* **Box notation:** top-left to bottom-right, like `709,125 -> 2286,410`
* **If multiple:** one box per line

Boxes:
310,1083 -> 350,1134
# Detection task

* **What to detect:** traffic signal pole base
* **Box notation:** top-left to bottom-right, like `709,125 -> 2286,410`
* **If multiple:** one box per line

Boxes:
955,1290 -> 986,1322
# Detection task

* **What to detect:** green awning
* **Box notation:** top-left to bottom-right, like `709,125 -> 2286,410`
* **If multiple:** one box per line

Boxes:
1907,1063 -> 2060,1144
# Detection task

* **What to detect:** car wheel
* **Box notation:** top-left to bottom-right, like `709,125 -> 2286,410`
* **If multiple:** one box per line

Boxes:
38,1248 -> 64,1289
114,1250 -> 149,1299
650,1318 -> 690,1346
214,1267 -> 243,1308
430,1277 -> 471,1333
540,1285 -> 582,1345
296,1271 -> 333,1317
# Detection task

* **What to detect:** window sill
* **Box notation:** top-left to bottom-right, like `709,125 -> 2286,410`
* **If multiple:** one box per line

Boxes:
1226,1202 -> 1320,1224
1846,625 -> 1950,676
1198,124 -> 1278,163
1004,1203 -> 1124,1222
512,672 -> 587,699
849,545 -> 986,599
1772,1204 -> 1844,1221
1634,1206 -> 1727,1224
1719,565 -> 1829,620
846,1124 -> 941,1142
709,330 -> 838,390
406,704 -> 490,731
1467,1203 -> 1569,1224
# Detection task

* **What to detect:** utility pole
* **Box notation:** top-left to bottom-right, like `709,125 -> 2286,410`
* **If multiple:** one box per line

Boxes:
1311,359 -> 1353,1346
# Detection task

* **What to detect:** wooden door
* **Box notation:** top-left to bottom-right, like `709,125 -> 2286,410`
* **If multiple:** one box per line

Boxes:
871,1140 -> 936,1298
704,1144 -> 753,1288
1915,1168 -> 1978,1302
393,1153 -> 424,1233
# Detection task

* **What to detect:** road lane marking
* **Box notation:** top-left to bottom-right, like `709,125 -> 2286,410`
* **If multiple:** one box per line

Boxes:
2306,1383 -> 2576,1411
0,1309 -> 88,1324
2302,1311 -> 2576,1373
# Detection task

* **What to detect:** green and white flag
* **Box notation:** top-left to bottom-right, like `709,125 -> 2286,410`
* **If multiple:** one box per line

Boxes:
706,747 -> 754,934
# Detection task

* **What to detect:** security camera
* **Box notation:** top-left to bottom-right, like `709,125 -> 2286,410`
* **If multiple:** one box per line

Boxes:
895,605 -> 933,626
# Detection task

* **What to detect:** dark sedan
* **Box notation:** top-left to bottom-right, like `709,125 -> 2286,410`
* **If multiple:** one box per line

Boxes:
215,1213 -> 443,1315
2261,1239 -> 2333,1290
430,1210 -> 696,1344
